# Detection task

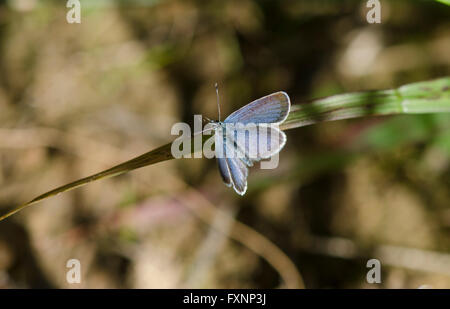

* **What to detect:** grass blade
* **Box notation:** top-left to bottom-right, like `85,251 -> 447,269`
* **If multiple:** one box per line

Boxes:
1,77 -> 449,221
281,77 -> 450,130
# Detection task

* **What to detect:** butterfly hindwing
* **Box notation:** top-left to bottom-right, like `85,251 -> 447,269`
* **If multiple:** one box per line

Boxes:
226,156 -> 248,196
224,124 -> 287,163
217,157 -> 232,187
215,127 -> 248,194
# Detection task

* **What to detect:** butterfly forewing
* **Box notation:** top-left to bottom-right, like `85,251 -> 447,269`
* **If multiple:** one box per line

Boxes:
224,92 -> 290,124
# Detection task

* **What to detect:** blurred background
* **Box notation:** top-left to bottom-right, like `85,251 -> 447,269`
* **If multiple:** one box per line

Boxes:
0,0 -> 450,288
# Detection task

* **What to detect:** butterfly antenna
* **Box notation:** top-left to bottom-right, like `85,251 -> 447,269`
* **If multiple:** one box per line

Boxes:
215,82 -> 221,121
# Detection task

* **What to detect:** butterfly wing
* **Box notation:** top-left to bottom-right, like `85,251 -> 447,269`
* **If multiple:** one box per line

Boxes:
226,156 -> 248,195
215,127 -> 248,195
224,91 -> 290,125
225,124 -> 287,163
217,158 -> 232,187
256,125 -> 287,159
216,125 -> 284,195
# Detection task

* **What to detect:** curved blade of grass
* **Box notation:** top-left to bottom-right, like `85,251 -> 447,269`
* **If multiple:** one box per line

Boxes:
1,77 -> 449,222
281,77 -> 450,130
435,0 -> 450,6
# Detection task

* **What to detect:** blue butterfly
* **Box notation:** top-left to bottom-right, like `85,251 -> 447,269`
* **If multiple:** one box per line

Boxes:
208,86 -> 290,195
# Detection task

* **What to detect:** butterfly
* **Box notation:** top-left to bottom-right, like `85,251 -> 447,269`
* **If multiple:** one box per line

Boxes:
207,85 -> 291,195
